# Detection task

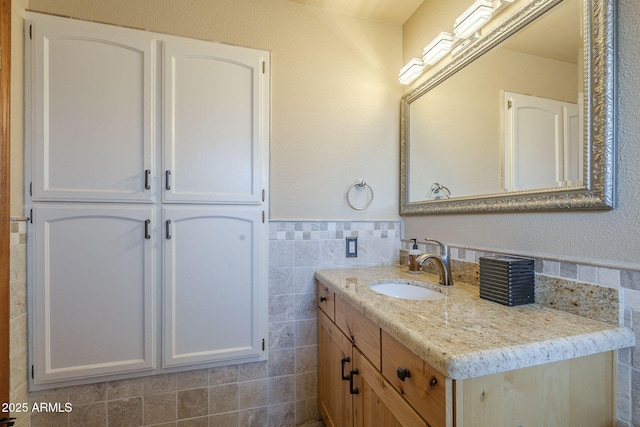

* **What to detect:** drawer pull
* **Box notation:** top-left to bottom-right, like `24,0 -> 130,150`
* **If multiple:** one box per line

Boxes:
320,296 -> 327,302
349,369 -> 359,395
397,367 -> 411,382
341,357 -> 351,380
430,376 -> 438,387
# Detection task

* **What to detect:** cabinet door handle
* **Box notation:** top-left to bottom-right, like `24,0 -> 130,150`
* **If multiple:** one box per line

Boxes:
349,369 -> 359,395
144,219 -> 151,239
319,296 -> 327,302
166,220 -> 172,239
165,170 -> 171,190
397,367 -> 411,382
144,169 -> 151,190
341,357 -> 350,381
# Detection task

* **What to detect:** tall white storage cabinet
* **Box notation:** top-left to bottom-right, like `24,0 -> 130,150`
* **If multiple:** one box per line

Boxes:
25,12 -> 269,389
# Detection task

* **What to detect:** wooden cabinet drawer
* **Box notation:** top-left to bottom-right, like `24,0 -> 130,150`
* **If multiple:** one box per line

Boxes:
335,296 -> 381,369
352,349 -> 428,427
381,330 -> 451,427
317,281 -> 335,320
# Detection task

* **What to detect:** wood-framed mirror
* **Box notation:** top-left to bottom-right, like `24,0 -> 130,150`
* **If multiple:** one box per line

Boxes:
400,0 -> 616,214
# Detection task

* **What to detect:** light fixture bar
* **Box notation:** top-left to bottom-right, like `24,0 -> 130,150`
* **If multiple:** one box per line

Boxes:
422,32 -> 453,66
398,58 -> 424,85
492,0 -> 516,10
454,0 -> 494,39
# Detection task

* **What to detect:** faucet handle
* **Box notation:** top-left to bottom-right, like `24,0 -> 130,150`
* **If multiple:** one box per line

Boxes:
424,238 -> 449,255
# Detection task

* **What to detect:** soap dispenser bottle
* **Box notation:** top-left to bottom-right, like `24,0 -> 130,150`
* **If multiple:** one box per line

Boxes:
408,239 -> 422,273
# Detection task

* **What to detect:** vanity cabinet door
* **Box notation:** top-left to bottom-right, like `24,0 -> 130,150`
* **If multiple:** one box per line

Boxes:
318,309 -> 353,427
352,349 -> 428,427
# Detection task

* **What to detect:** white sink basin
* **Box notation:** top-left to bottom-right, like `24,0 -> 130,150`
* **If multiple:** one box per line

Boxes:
369,282 -> 445,301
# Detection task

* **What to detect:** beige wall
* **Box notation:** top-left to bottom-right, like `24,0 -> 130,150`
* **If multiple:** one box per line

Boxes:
402,0 -> 640,268
11,0 -> 403,221
10,0 -> 27,218
409,47 -> 577,200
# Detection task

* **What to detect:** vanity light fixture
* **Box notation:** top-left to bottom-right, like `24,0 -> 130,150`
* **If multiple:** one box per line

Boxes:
493,0 -> 516,9
399,58 -> 425,85
422,32 -> 453,66
454,0 -> 494,39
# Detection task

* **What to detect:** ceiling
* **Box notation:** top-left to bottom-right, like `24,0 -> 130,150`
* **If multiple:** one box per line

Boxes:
284,0 -> 580,64
501,0 -> 581,64
284,0 -> 425,25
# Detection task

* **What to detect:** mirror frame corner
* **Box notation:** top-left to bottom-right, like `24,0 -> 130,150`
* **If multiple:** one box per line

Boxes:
400,0 -> 616,215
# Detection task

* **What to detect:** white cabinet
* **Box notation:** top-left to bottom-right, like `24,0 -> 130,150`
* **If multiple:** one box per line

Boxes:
503,91 -> 582,191
28,15 -> 156,203
162,206 -> 267,367
26,12 -> 269,389
31,204 -> 157,384
163,40 -> 267,204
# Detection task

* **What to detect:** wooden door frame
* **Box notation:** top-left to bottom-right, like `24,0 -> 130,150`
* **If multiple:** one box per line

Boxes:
0,0 -> 11,408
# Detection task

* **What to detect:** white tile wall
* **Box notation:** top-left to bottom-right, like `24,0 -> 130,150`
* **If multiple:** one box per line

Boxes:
10,221 -> 640,425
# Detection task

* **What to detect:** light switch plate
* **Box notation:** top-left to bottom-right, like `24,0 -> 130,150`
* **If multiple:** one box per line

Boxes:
346,237 -> 357,258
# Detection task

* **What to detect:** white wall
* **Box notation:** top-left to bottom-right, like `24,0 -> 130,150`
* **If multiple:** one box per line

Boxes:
10,0 -> 28,218
11,0 -> 403,221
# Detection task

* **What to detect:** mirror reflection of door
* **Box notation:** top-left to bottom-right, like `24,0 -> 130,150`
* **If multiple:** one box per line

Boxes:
503,91 -> 582,192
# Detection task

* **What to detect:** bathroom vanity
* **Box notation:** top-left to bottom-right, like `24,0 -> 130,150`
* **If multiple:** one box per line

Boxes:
316,266 -> 635,427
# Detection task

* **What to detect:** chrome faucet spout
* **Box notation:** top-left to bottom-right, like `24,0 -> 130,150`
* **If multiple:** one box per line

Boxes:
415,238 -> 453,286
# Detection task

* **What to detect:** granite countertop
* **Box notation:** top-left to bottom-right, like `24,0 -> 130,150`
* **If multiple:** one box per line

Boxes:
315,265 -> 636,380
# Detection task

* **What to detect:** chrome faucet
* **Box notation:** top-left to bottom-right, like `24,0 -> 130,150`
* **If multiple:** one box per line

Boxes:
415,238 -> 453,286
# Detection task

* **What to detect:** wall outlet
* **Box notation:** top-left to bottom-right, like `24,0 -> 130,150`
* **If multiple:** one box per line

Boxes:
346,237 -> 357,258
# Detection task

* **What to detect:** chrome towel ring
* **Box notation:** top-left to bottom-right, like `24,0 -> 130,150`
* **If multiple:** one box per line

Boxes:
429,182 -> 450,200
346,179 -> 374,210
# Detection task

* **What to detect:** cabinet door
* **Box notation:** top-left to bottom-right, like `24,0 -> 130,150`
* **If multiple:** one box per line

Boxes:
503,91 -> 581,191
27,13 -> 156,202
352,350 -> 428,427
162,206 -> 267,367
162,39 -> 269,204
31,204 -> 156,385
318,309 -> 353,427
